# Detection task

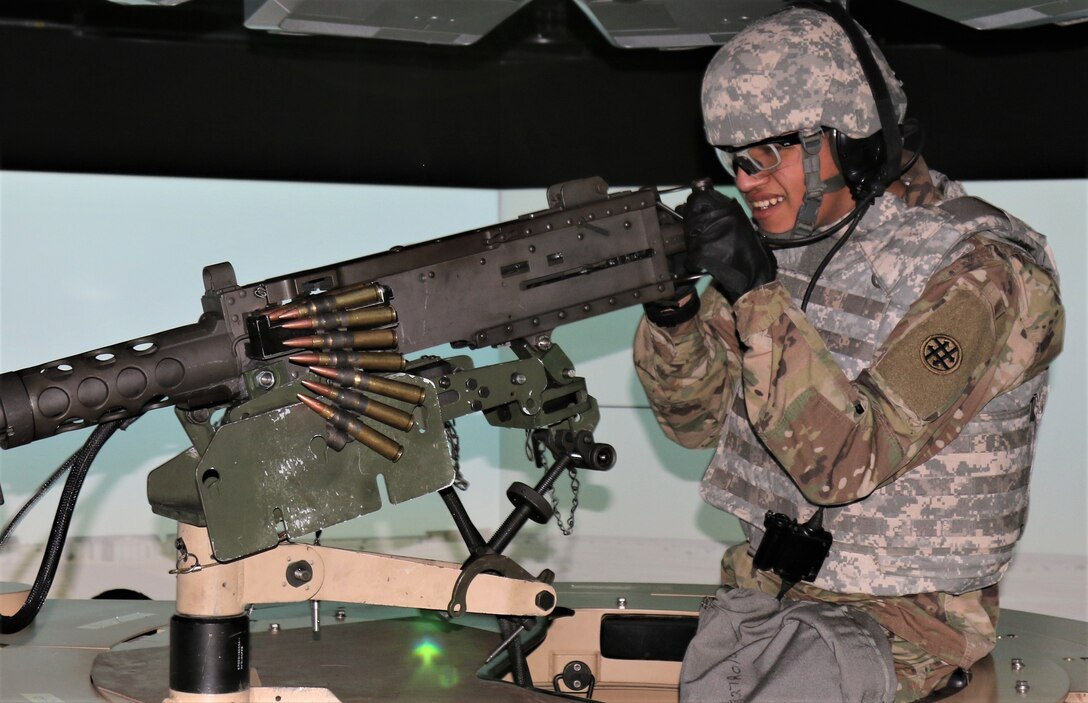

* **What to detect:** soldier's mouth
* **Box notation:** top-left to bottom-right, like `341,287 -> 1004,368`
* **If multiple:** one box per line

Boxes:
750,196 -> 785,210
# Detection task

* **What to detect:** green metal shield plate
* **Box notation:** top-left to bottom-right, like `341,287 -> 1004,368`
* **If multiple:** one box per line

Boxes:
191,374 -> 454,562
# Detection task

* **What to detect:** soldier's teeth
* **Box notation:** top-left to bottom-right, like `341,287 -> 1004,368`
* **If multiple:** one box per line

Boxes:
752,196 -> 785,210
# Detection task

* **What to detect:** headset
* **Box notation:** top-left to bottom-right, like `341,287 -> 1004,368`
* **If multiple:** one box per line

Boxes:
772,1 -> 921,305
793,0 -> 907,201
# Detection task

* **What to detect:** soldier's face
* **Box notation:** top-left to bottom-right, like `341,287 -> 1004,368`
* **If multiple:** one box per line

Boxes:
734,134 -> 855,236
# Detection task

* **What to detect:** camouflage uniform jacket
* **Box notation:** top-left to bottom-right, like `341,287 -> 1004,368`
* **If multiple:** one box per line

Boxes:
633,168 -> 1064,663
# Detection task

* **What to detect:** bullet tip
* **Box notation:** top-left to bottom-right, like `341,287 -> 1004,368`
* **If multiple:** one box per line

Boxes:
296,393 -> 324,412
300,379 -> 333,398
278,319 -> 311,330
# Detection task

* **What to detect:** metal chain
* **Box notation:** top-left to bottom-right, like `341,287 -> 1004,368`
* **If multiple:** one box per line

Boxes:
169,537 -> 202,574
550,468 -> 580,536
445,420 -> 469,490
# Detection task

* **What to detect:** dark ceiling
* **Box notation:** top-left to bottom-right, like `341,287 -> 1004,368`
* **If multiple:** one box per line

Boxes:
1,0 -> 1086,189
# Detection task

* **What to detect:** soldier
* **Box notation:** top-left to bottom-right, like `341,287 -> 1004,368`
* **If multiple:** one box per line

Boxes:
633,4 -> 1064,702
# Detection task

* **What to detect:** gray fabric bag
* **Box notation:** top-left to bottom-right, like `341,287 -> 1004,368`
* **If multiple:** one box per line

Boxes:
680,587 -> 897,703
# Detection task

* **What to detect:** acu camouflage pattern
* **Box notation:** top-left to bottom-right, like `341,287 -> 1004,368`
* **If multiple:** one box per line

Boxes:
702,7 -> 908,147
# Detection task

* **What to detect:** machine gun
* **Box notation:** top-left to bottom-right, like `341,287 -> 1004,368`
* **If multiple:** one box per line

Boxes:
0,176 -> 687,701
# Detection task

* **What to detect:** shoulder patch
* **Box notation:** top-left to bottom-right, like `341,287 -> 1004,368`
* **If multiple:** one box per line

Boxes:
920,334 -> 962,375
873,290 -> 995,421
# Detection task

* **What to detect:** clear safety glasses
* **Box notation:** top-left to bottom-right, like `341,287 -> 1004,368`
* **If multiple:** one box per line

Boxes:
715,132 -> 804,177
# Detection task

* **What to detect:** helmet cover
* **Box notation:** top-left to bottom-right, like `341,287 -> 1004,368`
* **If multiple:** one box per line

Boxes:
702,7 -> 907,148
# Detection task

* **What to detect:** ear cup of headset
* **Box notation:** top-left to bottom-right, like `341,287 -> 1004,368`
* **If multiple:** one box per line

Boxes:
833,129 -> 890,200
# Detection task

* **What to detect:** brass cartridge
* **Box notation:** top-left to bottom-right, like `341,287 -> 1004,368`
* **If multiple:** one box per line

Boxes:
278,306 -> 397,332
307,366 -> 426,406
282,329 -> 398,351
300,379 -> 414,432
287,351 -> 407,372
296,394 -> 403,462
268,282 -> 389,321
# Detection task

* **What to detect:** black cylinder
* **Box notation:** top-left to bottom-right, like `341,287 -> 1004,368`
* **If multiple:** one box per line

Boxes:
169,614 -> 250,695
489,455 -> 572,554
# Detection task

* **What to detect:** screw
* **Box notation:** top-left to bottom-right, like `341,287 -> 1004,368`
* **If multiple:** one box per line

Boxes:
511,373 -> 527,385
256,370 -> 276,389
616,597 -> 627,609
1011,658 -> 1024,670
269,623 -> 281,633
335,607 -> 347,620
1015,680 -> 1030,694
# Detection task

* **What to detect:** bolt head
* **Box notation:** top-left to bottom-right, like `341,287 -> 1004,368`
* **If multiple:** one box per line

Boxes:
535,590 -> 556,611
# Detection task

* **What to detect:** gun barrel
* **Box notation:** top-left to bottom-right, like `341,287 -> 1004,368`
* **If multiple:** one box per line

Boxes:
0,315 -> 241,449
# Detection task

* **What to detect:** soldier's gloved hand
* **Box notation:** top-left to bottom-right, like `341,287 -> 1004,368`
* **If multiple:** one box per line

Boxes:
683,185 -> 777,305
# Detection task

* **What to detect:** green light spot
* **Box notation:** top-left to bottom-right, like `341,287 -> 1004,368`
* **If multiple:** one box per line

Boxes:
412,638 -> 443,667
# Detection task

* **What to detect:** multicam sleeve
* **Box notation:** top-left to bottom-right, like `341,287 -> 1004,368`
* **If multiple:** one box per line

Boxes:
733,236 -> 1064,506
632,285 -> 744,449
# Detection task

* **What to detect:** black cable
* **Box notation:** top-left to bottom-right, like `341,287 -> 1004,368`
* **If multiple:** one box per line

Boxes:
0,420 -> 124,634
800,196 -> 875,312
0,456 -> 77,551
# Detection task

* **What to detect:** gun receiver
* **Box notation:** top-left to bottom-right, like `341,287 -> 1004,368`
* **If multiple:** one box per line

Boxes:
0,177 -> 684,450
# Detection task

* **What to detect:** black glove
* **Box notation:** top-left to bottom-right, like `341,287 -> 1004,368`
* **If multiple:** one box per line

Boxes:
683,185 -> 777,304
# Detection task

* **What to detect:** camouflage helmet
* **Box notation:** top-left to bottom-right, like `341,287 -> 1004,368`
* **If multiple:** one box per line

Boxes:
702,7 -> 907,148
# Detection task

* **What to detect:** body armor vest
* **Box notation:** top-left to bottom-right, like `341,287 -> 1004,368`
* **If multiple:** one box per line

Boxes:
701,192 -> 1057,596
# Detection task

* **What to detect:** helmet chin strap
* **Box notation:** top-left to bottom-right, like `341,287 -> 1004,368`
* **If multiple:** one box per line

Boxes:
757,130 -> 850,249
